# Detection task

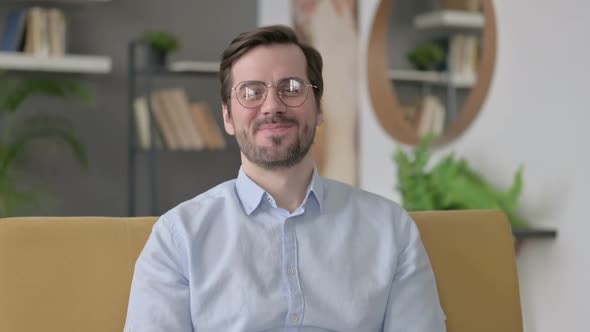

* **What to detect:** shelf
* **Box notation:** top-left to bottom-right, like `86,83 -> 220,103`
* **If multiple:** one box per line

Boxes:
0,52 -> 112,74
413,10 -> 484,29
168,61 -> 219,73
134,61 -> 220,77
389,69 -> 475,88
6,0 -> 112,3
513,228 -> 557,241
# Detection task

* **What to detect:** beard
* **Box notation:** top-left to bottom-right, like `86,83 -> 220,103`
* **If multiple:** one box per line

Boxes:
235,114 -> 316,170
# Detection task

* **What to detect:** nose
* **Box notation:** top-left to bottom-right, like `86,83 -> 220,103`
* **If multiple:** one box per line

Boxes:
260,87 -> 286,116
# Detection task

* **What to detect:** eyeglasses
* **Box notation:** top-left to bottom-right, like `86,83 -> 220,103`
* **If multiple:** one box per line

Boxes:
231,78 -> 317,109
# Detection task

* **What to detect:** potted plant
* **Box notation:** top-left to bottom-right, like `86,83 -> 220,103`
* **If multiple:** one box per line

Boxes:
394,134 -> 529,229
0,75 -> 92,216
407,42 -> 446,71
143,30 -> 180,67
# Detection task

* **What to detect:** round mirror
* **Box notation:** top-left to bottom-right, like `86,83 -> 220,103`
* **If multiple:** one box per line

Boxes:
367,0 -> 497,146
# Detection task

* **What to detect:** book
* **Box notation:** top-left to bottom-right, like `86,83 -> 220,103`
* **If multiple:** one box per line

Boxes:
188,102 -> 226,150
454,34 -> 479,82
24,7 -> 50,56
0,8 -> 27,52
417,95 -> 446,138
150,91 -> 182,150
47,8 -> 66,56
133,96 -> 164,150
160,88 -> 206,150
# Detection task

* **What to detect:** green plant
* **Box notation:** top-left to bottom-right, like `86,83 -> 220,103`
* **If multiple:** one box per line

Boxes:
394,134 -> 529,228
0,75 -> 92,216
407,42 -> 445,71
143,31 -> 180,54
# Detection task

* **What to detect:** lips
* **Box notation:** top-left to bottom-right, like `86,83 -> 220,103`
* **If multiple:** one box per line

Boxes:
256,122 -> 295,135
254,116 -> 298,134
258,123 -> 294,130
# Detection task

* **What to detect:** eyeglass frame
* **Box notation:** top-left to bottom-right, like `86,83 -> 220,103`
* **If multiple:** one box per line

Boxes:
230,77 -> 318,109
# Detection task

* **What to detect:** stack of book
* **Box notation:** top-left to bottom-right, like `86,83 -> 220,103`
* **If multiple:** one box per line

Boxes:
0,7 -> 66,55
403,95 -> 446,138
133,88 -> 226,151
445,34 -> 479,84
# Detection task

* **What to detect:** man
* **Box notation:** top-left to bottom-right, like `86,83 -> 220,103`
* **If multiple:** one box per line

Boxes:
125,25 -> 446,332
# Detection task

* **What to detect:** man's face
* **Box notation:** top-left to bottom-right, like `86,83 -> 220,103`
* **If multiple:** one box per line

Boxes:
222,43 -> 323,170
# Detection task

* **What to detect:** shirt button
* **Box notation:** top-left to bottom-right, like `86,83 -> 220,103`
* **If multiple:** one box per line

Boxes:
287,266 -> 296,276
290,314 -> 299,322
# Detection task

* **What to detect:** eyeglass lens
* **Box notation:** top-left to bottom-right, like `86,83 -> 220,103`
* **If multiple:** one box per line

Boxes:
236,78 -> 310,108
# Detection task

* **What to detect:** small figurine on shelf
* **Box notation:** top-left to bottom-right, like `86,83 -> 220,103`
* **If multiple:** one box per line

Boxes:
142,30 -> 180,68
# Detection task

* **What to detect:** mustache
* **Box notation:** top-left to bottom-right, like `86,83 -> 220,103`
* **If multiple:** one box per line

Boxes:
253,115 -> 298,132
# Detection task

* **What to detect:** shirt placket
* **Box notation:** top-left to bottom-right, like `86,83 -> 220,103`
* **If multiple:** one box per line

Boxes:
282,215 -> 304,331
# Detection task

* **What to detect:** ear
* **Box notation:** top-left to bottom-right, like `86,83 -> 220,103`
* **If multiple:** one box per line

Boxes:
222,103 -> 235,136
316,108 -> 324,127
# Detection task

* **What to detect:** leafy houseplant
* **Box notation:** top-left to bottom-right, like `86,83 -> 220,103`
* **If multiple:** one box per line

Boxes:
394,135 -> 529,229
143,31 -> 180,67
407,42 -> 445,71
0,75 -> 91,216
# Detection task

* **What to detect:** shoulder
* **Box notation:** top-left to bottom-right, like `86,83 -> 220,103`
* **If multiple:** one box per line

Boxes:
157,179 -> 238,234
321,177 -> 405,216
320,177 -> 417,250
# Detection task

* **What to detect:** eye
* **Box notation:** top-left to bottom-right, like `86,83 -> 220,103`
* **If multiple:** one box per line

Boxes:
239,83 -> 265,100
279,79 -> 303,97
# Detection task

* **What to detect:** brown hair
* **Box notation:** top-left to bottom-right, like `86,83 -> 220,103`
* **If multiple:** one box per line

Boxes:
219,25 -> 323,113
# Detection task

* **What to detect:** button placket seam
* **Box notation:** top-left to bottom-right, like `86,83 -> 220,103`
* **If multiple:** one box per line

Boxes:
283,219 -> 304,328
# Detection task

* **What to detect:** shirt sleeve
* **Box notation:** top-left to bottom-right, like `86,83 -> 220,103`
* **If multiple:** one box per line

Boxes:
124,218 -> 192,332
383,209 -> 447,332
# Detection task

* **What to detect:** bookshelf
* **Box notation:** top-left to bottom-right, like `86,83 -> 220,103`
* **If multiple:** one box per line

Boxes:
127,40 -> 233,216
368,0 -> 497,146
0,1 -> 113,73
390,11 -> 483,135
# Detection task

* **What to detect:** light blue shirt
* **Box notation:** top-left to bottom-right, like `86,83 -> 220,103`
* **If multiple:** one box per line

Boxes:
125,167 -> 446,332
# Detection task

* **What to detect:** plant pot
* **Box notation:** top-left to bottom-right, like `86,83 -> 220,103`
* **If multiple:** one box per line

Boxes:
146,46 -> 168,68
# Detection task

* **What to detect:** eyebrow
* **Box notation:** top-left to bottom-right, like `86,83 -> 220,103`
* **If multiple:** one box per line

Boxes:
237,77 -> 305,86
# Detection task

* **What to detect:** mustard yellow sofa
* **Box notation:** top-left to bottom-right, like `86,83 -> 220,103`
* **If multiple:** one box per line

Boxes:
0,210 -> 523,332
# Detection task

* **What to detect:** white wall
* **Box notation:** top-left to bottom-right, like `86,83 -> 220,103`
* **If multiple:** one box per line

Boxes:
358,0 -> 590,331
258,0 -> 291,26
260,0 -> 590,330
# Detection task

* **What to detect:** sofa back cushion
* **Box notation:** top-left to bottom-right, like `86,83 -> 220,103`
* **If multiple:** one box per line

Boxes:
0,217 -> 157,332
0,210 -> 522,332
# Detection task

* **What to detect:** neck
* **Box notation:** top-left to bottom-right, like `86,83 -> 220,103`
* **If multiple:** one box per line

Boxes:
242,154 -> 315,213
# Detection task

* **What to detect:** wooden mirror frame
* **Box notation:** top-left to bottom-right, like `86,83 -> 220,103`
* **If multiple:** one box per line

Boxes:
367,0 -> 497,146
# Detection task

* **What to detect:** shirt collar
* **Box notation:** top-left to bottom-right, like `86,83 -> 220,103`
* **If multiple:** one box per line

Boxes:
235,166 -> 325,215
